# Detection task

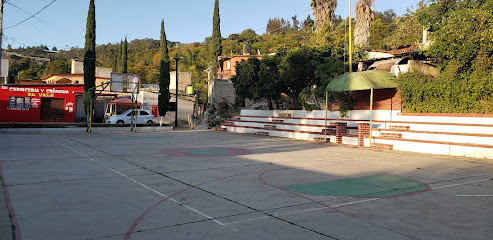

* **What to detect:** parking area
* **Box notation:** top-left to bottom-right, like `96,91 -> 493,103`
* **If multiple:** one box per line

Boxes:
0,128 -> 492,240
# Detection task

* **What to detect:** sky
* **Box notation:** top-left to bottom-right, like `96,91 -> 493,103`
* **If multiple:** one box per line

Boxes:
2,0 -> 422,50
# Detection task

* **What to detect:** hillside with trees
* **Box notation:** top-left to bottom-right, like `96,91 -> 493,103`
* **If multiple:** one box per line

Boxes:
4,0 -> 491,113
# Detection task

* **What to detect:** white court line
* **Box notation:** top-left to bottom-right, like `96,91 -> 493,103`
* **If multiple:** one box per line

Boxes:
432,179 -> 491,190
455,195 -> 493,197
224,198 -> 380,225
330,198 -> 380,208
55,141 -> 226,226
224,178 -> 493,226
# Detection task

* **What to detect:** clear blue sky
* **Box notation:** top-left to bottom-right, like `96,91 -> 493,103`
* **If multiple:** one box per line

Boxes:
2,0 -> 422,50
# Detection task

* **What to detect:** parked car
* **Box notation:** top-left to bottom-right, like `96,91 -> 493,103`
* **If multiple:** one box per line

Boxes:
107,109 -> 155,125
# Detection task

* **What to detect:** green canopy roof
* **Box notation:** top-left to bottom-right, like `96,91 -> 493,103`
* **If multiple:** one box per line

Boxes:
326,70 -> 397,92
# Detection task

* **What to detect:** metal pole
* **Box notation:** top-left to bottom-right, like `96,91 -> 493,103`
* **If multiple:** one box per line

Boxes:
133,93 -> 137,132
175,61 -> 178,127
324,92 -> 328,142
0,0 -> 4,82
89,99 -> 93,133
348,0 -> 353,73
173,55 -> 182,128
369,88 -> 374,148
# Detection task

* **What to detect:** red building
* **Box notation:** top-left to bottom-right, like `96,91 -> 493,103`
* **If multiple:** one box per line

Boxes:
0,84 -> 84,122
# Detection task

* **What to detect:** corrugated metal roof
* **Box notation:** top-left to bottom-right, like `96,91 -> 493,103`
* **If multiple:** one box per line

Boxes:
368,58 -> 403,69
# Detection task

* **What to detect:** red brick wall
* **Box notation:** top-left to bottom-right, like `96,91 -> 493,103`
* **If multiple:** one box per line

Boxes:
353,89 -> 401,111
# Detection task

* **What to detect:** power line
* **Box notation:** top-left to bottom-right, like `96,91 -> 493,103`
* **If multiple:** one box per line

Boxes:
6,1 -> 83,42
5,0 -> 56,29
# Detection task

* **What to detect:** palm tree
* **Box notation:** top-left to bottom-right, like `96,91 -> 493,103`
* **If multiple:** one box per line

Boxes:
354,0 -> 375,47
310,0 -> 338,29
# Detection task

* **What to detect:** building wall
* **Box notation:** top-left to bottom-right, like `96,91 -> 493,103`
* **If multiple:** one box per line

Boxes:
71,60 -> 112,78
218,55 -> 262,79
43,74 -> 111,92
353,88 -> 401,111
208,79 -> 236,104
0,84 -> 84,122
169,71 -> 192,92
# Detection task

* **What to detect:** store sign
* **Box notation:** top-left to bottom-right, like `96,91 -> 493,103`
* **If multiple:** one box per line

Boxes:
31,98 -> 40,108
8,87 -> 70,98
65,102 -> 74,113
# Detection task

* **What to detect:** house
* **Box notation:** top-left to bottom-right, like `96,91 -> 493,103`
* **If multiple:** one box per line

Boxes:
217,55 -> 263,79
42,60 -> 112,90
209,43 -> 263,105
0,84 -> 84,122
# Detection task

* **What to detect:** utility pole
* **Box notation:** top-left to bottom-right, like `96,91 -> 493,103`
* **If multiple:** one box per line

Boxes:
0,0 -> 4,83
348,0 -> 353,73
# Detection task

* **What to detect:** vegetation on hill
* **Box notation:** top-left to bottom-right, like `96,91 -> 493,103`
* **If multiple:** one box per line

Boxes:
4,0 -> 492,113
397,0 -> 493,114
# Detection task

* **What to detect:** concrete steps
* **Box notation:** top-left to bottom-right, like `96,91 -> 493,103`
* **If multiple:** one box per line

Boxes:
222,111 -> 493,159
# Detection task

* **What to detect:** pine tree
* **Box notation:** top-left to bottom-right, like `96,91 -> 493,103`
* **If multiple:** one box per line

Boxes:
121,37 -> 128,73
83,0 -> 96,113
158,20 -> 170,117
211,0 -> 222,79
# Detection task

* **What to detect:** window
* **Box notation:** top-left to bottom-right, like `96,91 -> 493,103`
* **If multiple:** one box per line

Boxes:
8,96 -> 31,109
226,61 -> 231,70
140,111 -> 149,115
9,96 -> 15,108
24,97 -> 31,108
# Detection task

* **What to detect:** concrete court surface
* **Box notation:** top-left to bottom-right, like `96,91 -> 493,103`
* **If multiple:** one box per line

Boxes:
0,128 -> 492,240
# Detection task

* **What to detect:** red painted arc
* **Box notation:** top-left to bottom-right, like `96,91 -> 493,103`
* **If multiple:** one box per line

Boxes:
123,169 -> 262,240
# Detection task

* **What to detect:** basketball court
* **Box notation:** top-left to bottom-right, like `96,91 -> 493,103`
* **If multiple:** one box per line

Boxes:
0,129 -> 492,239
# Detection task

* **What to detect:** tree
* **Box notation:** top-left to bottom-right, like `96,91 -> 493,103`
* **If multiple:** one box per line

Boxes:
279,46 -> 318,109
121,37 -> 128,73
354,0 -> 375,47
291,15 -> 300,30
396,0 -> 493,114
266,17 -> 291,34
46,59 -> 70,74
368,9 -> 398,50
231,57 -> 281,110
158,20 -> 171,117
111,50 -> 118,72
386,14 -> 421,49
302,15 -> 314,31
310,0 -> 338,29
83,0 -> 96,113
211,0 -> 222,79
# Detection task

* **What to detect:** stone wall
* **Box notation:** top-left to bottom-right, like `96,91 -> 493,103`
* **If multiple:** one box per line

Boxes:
208,79 -> 236,105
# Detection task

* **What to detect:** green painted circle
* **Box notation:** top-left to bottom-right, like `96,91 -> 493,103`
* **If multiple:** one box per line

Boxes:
282,174 -> 428,198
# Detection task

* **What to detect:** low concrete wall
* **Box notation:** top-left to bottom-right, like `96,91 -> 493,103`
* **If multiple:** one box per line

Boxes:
237,109 -> 493,159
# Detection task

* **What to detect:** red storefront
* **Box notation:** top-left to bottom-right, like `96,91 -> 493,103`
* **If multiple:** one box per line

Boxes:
0,84 -> 84,122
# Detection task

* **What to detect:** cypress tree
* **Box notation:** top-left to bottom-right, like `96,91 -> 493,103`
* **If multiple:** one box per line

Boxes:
118,40 -> 123,72
158,20 -> 170,117
121,37 -> 128,73
83,0 -> 96,113
111,50 -> 118,72
211,0 -> 222,79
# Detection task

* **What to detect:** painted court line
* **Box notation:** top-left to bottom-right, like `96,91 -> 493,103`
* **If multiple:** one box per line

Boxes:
455,195 -> 493,197
223,198 -> 380,225
0,161 -> 23,240
226,179 -> 493,225
431,179 -> 491,190
55,141 -> 226,226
